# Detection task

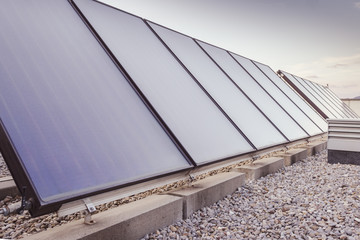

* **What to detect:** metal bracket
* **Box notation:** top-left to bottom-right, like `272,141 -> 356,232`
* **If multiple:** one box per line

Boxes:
284,145 -> 290,152
83,210 -> 96,225
82,198 -> 96,225
0,186 -> 32,216
83,198 -> 96,213
187,174 -> 196,187
17,186 -> 32,214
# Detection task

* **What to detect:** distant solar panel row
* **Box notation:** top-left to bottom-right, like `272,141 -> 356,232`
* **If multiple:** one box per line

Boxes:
0,0 -> 327,216
278,70 -> 359,119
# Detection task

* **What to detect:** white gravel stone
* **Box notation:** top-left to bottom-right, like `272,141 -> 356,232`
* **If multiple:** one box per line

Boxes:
142,150 -> 360,240
0,153 -> 11,178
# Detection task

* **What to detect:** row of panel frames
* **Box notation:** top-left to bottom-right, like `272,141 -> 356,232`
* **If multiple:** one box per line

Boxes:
278,70 -> 359,119
0,0 -> 328,216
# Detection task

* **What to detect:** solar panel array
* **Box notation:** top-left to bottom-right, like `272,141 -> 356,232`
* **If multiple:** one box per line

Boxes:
0,0 -> 327,216
278,70 -> 359,119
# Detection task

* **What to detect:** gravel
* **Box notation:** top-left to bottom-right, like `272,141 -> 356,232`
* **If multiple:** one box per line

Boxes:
0,153 -> 11,178
1,150 -> 360,239
142,150 -> 360,240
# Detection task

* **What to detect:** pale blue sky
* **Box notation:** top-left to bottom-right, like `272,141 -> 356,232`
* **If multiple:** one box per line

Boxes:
99,0 -> 360,98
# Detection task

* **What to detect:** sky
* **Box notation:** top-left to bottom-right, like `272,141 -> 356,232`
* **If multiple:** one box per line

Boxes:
99,0 -> 360,98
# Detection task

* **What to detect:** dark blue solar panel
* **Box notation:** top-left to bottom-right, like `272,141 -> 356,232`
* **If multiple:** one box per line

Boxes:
74,0 -> 255,164
0,0 -> 191,215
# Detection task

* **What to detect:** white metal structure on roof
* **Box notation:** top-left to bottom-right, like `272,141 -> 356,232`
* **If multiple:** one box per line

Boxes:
328,119 -> 360,152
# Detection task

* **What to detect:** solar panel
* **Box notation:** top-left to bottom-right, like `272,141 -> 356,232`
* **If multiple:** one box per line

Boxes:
1,0 -> 335,218
279,70 -> 359,119
303,79 -> 356,118
306,80 -> 352,118
321,87 -> 356,117
147,22 -> 288,149
0,0 -> 192,216
74,0 -> 255,165
293,76 -> 343,118
323,87 -> 359,118
279,71 -> 336,119
254,63 -> 328,132
198,42 -> 309,141
230,54 -> 323,136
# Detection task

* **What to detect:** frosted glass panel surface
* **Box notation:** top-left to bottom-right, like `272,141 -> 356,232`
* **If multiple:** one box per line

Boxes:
300,78 -> 343,118
149,22 -> 287,149
318,85 -> 355,118
255,63 -> 327,132
231,54 -> 322,136
0,0 -> 191,210
308,81 -> 349,118
282,72 -> 336,118
75,0 -> 254,164
199,42 -> 308,141
294,76 -> 340,118
314,81 -> 355,118
322,86 -> 358,118
325,87 -> 349,107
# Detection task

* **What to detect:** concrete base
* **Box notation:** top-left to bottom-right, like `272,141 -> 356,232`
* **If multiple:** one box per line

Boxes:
306,140 -> 327,156
234,157 -> 284,182
0,177 -> 18,199
24,195 -> 183,240
169,172 -> 245,219
328,149 -> 360,165
276,148 -> 308,166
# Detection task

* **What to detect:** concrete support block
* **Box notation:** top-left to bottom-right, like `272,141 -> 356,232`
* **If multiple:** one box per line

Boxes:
276,148 -> 308,166
24,194 -> 183,240
169,172 -> 245,219
0,177 -> 19,199
306,140 -> 327,156
234,157 -> 284,182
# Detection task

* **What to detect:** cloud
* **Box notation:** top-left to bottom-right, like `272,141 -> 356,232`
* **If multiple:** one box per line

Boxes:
331,83 -> 357,89
328,63 -> 348,69
305,75 -> 319,79
355,2 -> 360,9
324,53 -> 360,67
284,53 -> 360,98
287,53 -> 360,77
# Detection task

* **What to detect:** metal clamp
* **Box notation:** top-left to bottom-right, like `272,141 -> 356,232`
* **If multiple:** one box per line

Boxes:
251,155 -> 260,161
186,174 -> 196,187
0,186 -> 32,216
82,198 -> 96,225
